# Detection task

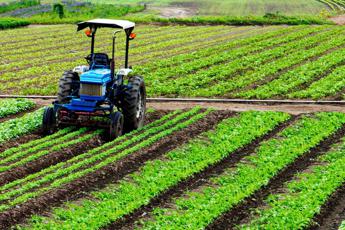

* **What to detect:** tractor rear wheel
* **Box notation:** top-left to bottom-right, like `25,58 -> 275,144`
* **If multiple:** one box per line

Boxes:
108,112 -> 124,140
121,76 -> 146,133
42,107 -> 56,135
57,71 -> 79,103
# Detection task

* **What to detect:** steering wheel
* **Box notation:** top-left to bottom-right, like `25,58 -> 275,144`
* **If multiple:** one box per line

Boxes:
85,54 -> 93,65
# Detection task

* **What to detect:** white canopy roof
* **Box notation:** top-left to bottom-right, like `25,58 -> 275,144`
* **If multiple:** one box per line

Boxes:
77,19 -> 135,31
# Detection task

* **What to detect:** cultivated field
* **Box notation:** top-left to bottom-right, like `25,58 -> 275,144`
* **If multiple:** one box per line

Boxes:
0,0 -> 345,229
0,24 -> 344,100
0,100 -> 344,229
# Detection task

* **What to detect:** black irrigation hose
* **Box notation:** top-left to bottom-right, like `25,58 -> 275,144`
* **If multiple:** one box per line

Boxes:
0,95 -> 344,105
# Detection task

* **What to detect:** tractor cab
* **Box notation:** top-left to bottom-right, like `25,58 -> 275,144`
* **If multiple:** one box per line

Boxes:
42,19 -> 146,140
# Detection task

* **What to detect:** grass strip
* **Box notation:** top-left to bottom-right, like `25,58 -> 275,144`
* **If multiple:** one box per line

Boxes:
140,112 -> 345,229
25,111 -> 289,229
0,18 -> 30,30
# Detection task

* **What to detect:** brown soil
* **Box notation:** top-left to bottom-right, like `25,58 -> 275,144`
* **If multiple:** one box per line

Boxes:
111,115 -> 298,229
0,135 -> 103,186
0,134 -> 40,154
310,184 -> 345,230
148,102 -> 345,115
208,124 -> 345,229
0,110 -> 167,186
330,15 -> 345,25
0,110 -> 230,229
4,98 -> 345,115
148,2 -> 198,18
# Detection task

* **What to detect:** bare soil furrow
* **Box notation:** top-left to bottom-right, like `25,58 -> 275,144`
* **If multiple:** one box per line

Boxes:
310,184 -> 345,230
0,135 -> 103,186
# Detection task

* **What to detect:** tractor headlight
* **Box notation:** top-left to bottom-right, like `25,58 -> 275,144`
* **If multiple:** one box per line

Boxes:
80,83 -> 106,97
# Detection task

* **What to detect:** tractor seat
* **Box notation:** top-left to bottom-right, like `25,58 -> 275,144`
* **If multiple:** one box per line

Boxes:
87,53 -> 110,69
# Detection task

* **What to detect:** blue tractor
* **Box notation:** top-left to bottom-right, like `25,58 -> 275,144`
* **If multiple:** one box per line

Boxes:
42,19 -> 146,139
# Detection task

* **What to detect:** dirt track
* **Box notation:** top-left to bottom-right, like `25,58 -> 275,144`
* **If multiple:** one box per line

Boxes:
330,15 -> 345,25
30,99 -> 345,115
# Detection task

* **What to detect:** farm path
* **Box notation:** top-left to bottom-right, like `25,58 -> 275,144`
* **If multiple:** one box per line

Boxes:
30,99 -> 345,115
149,6 -> 197,18
330,15 -> 345,25
148,102 -> 345,115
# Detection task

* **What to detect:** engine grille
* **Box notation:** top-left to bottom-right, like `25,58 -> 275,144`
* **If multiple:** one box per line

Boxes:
80,84 -> 103,97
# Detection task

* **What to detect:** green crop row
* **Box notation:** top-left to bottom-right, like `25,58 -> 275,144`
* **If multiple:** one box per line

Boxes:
142,26 -> 313,91
0,26 -> 229,78
0,25 -> 73,43
0,109 -> 182,193
0,25 -> 211,71
0,109 -> 43,144
0,127 -> 85,165
203,27 -> 345,97
136,26 -> 282,72
0,25 -> 343,100
288,64 -> 345,99
138,26 -> 297,76
24,111 -> 289,229
0,25 -> 167,54
155,26 -> 340,97
0,25 -> 197,62
0,98 -> 35,119
0,127 -> 74,158
0,27 -> 260,95
241,135 -> 345,229
0,18 -> 30,30
0,26 -> 225,84
238,47 -> 345,99
0,128 -> 103,174
139,112 -> 345,229
0,107 -> 209,213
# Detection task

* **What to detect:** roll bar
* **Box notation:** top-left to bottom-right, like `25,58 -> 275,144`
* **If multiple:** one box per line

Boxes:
77,19 -> 135,70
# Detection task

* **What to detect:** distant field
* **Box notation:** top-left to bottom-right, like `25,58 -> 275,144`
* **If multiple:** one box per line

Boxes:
1,0 -> 331,16
0,24 -> 344,100
195,0 -> 328,16
69,0 -> 330,16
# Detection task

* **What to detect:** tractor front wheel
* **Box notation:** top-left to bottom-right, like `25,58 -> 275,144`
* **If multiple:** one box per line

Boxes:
108,112 -> 124,140
42,107 -> 56,135
121,76 -> 146,133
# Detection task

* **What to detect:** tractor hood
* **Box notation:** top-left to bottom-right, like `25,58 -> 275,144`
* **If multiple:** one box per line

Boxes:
80,69 -> 111,84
